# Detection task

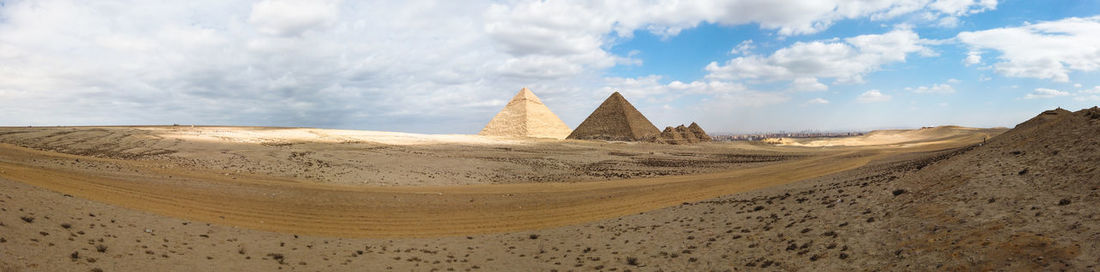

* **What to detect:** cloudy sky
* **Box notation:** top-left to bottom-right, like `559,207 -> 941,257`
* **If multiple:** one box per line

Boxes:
1,0 -> 1098,134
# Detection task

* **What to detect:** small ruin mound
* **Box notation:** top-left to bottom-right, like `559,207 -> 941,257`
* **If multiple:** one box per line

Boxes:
652,122 -> 711,144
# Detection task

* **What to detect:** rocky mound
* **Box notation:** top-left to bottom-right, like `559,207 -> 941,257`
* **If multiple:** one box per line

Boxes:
873,106 -> 1100,269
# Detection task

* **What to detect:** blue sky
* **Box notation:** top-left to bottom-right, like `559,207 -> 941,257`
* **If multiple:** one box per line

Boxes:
1,0 -> 1098,133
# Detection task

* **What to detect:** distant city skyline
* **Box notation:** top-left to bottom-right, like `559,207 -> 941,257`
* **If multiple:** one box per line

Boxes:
1,0 -> 1098,134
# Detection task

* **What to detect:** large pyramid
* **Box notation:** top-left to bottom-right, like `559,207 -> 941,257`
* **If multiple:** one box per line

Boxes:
479,88 -> 572,139
567,92 -> 660,141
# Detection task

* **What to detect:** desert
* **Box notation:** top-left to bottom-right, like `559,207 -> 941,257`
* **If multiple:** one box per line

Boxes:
3,107 -> 1099,271
3,1 -> 1100,271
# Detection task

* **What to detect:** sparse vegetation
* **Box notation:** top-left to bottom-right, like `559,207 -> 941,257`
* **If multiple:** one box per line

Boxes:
626,256 -> 639,266
267,253 -> 285,264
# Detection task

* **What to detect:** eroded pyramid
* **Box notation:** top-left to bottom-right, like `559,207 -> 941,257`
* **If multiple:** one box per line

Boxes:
657,126 -> 685,144
675,125 -> 699,144
688,122 -> 711,142
652,122 -> 711,144
567,92 -> 660,141
479,88 -> 572,139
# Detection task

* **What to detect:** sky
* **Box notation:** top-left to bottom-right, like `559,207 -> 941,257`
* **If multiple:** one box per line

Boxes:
1,0 -> 1099,134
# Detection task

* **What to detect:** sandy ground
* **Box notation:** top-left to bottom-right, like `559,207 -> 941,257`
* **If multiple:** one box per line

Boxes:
768,126 -> 1003,147
0,126 -> 817,186
0,150 -> 937,271
1,115 -> 1096,271
0,126 -> 1000,237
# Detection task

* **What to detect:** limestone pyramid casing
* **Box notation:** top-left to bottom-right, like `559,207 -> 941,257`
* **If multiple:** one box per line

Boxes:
567,92 -> 660,141
479,88 -> 572,139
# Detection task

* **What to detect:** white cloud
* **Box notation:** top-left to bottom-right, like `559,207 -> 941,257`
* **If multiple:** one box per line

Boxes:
936,16 -> 960,28
1072,86 -> 1100,101
1081,86 -> 1100,94
791,77 -> 829,92
964,51 -> 982,66
705,28 -> 934,84
921,0 -> 998,28
958,16 -> 1100,82
907,83 -> 956,94
857,90 -> 892,103
729,40 -> 755,55
249,0 -> 340,37
600,75 -> 765,101
1023,88 -> 1070,99
806,98 -> 830,104
930,0 -> 996,16
0,0 -> 1000,132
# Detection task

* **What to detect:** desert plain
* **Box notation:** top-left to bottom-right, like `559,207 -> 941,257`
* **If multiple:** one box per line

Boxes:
1,107 -> 1099,271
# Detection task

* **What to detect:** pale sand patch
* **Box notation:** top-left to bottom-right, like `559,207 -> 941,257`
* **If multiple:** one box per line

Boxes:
149,127 -> 530,146
769,126 -> 1005,147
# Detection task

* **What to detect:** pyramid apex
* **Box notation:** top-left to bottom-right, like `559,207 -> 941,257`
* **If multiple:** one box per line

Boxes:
603,91 -> 629,104
511,87 -> 542,103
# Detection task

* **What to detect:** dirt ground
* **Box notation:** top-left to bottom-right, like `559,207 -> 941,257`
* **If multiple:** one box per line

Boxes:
0,126 -> 816,186
1,114 -> 1095,271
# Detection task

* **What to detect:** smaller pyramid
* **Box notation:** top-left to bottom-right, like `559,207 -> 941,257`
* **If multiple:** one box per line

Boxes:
651,122 -> 711,144
658,126 -> 685,144
675,125 -> 699,143
688,122 -> 711,142
567,92 -> 660,141
479,88 -> 572,139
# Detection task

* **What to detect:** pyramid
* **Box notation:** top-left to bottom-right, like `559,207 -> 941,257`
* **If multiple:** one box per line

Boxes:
688,122 -> 711,142
658,126 -> 685,144
479,88 -> 572,139
651,122 -> 711,144
567,92 -> 660,141
675,125 -> 699,143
